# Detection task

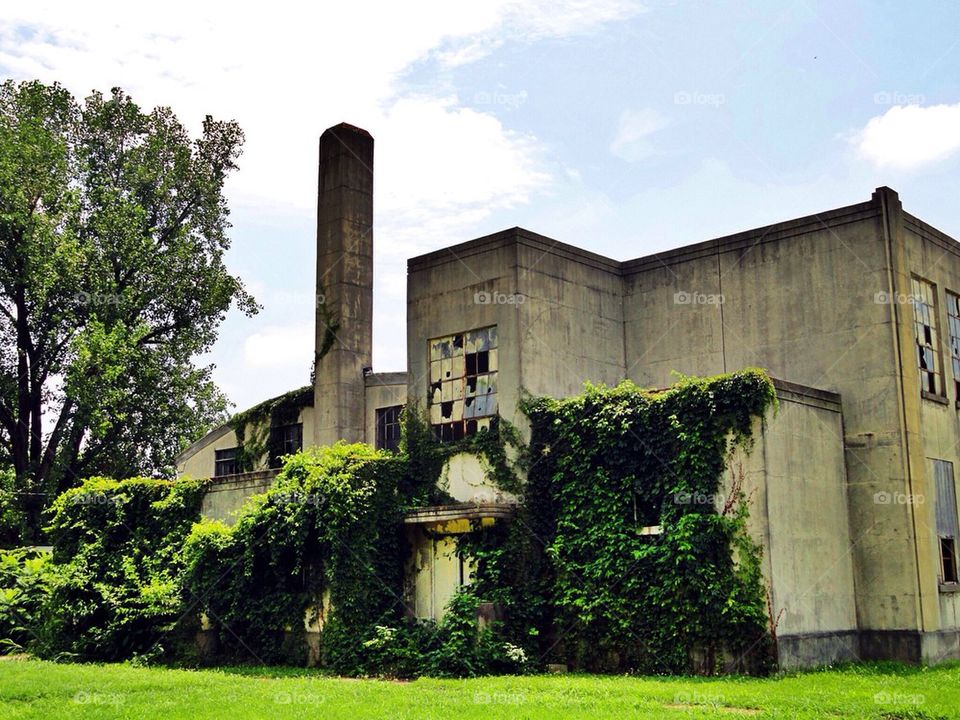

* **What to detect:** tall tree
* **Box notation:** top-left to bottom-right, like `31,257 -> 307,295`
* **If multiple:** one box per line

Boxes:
0,80 -> 257,540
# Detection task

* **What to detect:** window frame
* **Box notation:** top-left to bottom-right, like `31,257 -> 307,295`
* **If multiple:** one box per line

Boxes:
946,290 -> 960,407
375,405 -> 404,452
911,275 -> 945,400
268,422 -> 303,469
427,325 -> 499,442
214,447 -> 239,478
933,458 -> 960,588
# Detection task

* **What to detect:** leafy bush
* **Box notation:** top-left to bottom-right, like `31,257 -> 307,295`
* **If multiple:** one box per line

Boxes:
38,476 -> 205,661
463,368 -> 778,674
183,443 -> 408,668
0,547 -> 54,653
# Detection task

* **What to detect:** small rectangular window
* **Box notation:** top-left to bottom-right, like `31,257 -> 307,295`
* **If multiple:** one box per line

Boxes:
912,277 -> 943,397
376,405 -> 404,452
269,423 -> 303,468
214,448 -> 239,477
934,459 -> 960,585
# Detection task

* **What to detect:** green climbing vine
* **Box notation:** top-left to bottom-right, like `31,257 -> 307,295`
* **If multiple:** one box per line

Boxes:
460,368 -> 778,674
229,385 -> 313,471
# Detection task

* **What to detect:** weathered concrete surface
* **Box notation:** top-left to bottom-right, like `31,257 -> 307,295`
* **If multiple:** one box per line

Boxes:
314,123 -> 374,448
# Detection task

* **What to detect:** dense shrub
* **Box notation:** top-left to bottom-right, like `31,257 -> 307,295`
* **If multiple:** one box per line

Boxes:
38,476 -> 205,661
183,443 -> 409,668
0,547 -> 54,653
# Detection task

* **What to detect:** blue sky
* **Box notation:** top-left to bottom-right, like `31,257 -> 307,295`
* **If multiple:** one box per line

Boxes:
2,1 -> 959,412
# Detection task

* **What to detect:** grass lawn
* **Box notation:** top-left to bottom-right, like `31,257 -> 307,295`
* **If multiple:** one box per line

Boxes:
1,658 -> 958,719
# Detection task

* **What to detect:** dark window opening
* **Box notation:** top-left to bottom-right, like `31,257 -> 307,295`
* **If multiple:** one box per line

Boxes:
934,458 -> 960,586
941,538 -> 958,584
913,277 -> 943,397
269,423 -> 303,468
376,405 -> 403,452
214,447 -> 239,477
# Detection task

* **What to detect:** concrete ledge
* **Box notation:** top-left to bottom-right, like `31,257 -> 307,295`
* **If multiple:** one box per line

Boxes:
404,502 -> 518,525
364,371 -> 408,387
203,469 -> 278,493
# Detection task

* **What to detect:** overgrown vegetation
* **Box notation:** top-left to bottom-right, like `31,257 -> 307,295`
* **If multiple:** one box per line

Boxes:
37,476 -> 206,661
0,369 -> 778,677
227,385 -> 313,472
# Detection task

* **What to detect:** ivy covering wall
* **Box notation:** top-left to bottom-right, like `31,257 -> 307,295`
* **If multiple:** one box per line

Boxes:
2,369 -> 778,676
461,368 -> 778,674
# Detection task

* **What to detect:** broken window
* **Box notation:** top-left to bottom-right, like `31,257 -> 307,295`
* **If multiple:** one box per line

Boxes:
214,448 -> 239,477
269,423 -> 303,468
428,326 -> 498,441
947,292 -> 960,405
912,277 -> 943,396
934,459 -> 960,585
376,405 -> 404,452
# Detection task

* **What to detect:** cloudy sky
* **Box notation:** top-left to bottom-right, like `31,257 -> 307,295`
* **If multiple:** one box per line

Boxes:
2,1 -> 959,412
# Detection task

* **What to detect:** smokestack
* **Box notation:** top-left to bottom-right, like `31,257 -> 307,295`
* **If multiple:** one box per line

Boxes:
314,123 -> 374,447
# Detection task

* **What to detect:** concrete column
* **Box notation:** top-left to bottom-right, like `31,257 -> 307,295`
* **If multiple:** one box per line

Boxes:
313,123 -> 374,447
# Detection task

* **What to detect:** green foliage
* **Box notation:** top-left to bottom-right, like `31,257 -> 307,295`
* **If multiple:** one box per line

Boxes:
399,405 -> 525,502
0,547 -> 54,654
0,467 -> 27,548
37,476 -> 205,661
465,368 -> 778,674
228,385 -> 313,472
183,443 -> 407,667
0,79 -> 256,542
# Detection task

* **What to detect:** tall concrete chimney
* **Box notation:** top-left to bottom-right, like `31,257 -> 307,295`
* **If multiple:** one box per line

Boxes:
313,123 -> 373,447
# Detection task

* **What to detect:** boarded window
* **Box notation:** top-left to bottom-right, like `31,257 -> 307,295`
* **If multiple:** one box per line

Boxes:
912,277 -> 943,396
934,459 -> 960,584
269,423 -> 303,469
376,405 -> 404,452
214,447 -> 239,477
428,326 -> 498,441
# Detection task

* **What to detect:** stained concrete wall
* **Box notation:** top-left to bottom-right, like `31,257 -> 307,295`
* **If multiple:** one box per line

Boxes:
729,383 -> 858,668
621,193 -> 921,642
901,212 -> 960,655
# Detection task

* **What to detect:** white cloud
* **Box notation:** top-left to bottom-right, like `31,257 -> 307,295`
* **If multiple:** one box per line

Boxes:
243,325 -> 312,370
610,108 -> 669,162
0,0 -> 644,409
855,103 -> 960,170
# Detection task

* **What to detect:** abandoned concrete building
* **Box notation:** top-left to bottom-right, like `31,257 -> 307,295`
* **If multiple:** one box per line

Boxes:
176,122 -> 960,669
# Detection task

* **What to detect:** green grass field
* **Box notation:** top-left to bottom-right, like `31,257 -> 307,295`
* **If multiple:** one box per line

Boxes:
1,658 -> 958,719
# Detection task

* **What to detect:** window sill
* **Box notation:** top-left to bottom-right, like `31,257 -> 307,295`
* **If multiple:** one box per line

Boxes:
921,391 -> 949,405
939,582 -> 960,594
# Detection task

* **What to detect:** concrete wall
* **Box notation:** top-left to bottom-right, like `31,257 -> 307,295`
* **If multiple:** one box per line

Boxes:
729,382 -> 858,668
363,372 -> 407,447
621,193 -> 921,639
901,211 -> 960,652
